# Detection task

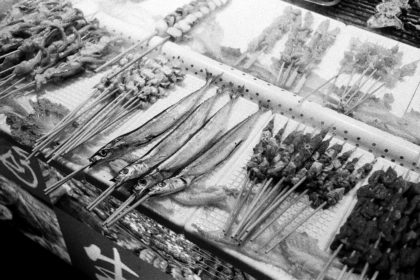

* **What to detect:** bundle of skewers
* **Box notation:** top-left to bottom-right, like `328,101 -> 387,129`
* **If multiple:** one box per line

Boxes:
28,0 -> 231,163
0,0 -> 121,101
231,7 -> 340,93
301,39 -> 418,115
222,119 -> 377,254
30,54 -> 185,163
325,167 -> 420,280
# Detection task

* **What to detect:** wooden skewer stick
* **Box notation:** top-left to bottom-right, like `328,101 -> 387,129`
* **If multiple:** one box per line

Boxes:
404,80 -> 420,115
86,181 -> 126,211
106,193 -> 151,227
0,81 -> 35,101
247,176 -> 307,241
0,74 -> 15,87
242,46 -> 267,70
232,178 -> 272,238
262,203 -> 309,249
340,68 -> 371,103
265,202 -> 327,253
30,89 -> 114,158
233,52 -> 249,67
229,179 -> 257,239
95,32 -> 156,73
0,64 -> 16,76
299,75 -> 339,104
249,189 -> 308,242
102,194 -> 136,226
44,162 -> 93,195
370,271 -> 379,280
0,77 -> 25,97
275,61 -> 286,85
343,268 -> 354,280
336,265 -> 348,280
0,49 -> 18,59
237,181 -> 288,242
315,244 -> 344,280
357,237 -> 381,280
343,69 -> 377,107
344,82 -> 385,115
107,37 -> 170,81
223,175 -> 250,235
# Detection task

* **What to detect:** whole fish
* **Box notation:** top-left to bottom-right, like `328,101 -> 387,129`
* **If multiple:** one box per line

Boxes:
132,109 -> 266,196
149,111 -> 272,197
103,109 -> 267,226
87,86 -> 235,212
89,72 -> 220,165
113,90 -> 238,184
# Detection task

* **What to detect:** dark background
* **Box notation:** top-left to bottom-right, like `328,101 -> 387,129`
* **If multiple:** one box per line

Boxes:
0,223 -> 90,280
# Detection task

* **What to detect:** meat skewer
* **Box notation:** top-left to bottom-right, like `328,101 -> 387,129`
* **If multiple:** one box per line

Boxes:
315,244 -> 344,280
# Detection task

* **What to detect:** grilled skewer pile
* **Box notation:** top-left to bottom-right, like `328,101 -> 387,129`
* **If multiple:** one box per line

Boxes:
223,119 -> 376,250
330,167 -> 420,280
0,0 -> 120,100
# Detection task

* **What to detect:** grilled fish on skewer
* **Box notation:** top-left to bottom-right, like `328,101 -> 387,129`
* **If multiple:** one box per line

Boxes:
103,109 -> 267,226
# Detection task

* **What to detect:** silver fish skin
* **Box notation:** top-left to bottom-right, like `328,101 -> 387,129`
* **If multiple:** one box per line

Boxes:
180,110 -> 266,178
140,110 -> 263,195
131,97 -> 242,194
89,72 -> 220,164
113,91 -> 225,183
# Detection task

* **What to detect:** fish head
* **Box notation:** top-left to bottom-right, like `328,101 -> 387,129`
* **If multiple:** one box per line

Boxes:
151,176 -> 192,196
114,162 -> 149,183
89,142 -> 129,165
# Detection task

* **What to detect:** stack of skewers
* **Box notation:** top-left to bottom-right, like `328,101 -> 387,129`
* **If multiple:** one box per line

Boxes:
28,0 -> 232,164
0,0 -> 121,100
327,168 -> 420,280
222,119 -> 376,256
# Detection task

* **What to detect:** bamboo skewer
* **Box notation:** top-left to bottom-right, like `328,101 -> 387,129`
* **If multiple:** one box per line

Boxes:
404,80 -> 420,115
95,32 -> 156,73
0,49 -> 18,59
224,176 -> 251,235
29,89 -> 114,158
300,74 -> 339,104
246,176 -> 307,242
0,80 -> 35,101
228,179 -> 256,238
315,244 -> 344,280
0,64 -> 16,76
102,194 -> 136,226
344,82 -> 385,115
44,162 -> 93,195
265,201 -> 326,253
242,46 -> 267,70
275,61 -> 286,84
249,189 -> 308,242
0,77 -> 25,97
232,178 -> 272,238
105,192 -> 151,227
107,37 -> 170,81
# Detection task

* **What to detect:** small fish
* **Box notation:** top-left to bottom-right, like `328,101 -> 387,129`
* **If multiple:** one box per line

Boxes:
135,109 -> 266,195
89,71 -> 220,165
112,90 -> 227,184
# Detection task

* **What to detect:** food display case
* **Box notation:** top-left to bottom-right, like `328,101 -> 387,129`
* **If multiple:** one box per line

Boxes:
1,1 -> 420,280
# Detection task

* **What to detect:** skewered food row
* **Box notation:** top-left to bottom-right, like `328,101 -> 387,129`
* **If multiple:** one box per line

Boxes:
29,0 -> 231,165
222,119 -> 377,252
97,0 -> 231,72
31,54 -> 185,166
0,0 -> 121,100
330,167 -> 420,280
